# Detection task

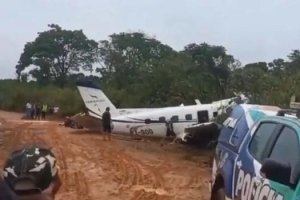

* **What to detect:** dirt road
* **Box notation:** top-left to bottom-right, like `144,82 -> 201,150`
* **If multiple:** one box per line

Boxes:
0,114 -> 212,200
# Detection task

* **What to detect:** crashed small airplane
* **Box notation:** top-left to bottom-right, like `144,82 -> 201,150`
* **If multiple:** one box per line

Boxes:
76,80 -> 250,142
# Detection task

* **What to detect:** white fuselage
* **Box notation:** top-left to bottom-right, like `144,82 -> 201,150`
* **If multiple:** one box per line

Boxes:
117,108 -> 158,115
110,104 -> 219,137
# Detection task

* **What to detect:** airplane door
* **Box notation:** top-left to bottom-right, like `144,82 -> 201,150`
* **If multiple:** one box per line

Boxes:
169,115 -> 180,135
197,110 -> 209,123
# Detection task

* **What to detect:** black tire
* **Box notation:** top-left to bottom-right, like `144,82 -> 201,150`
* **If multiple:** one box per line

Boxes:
211,185 -> 225,200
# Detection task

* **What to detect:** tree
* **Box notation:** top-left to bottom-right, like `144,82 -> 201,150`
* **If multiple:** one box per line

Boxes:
4,27 -> 300,116
183,43 -> 238,99
244,62 -> 269,72
15,24 -> 99,87
96,32 -> 179,107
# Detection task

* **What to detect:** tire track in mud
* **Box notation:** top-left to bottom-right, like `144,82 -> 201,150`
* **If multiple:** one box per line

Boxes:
73,171 -> 92,200
151,160 -> 209,200
47,124 -> 92,200
3,122 -> 32,154
37,123 -> 72,193
71,138 -> 143,191
0,123 -> 30,163
0,122 -> 50,166
113,152 -> 144,191
103,147 -> 170,200
59,135 -> 160,199
97,141 -> 207,200
48,125 -> 69,191
73,137 -> 170,200
27,125 -> 49,147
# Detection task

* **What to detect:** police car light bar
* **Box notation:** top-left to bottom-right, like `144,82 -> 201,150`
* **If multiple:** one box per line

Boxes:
277,109 -> 290,116
276,109 -> 298,117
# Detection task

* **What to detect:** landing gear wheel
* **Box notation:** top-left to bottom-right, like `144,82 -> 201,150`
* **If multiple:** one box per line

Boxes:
211,186 -> 225,200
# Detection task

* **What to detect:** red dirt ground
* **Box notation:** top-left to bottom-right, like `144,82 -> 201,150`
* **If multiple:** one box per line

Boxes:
0,111 -> 212,200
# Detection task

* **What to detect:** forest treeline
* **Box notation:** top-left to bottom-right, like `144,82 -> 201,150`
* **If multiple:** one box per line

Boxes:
1,24 -> 300,116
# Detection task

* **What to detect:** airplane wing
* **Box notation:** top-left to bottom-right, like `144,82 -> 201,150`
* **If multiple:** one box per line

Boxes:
69,111 -> 103,131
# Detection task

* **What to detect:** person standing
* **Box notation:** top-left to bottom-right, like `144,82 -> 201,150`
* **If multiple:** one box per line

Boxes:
102,107 -> 112,141
31,103 -> 36,120
25,101 -> 31,119
35,103 -> 41,120
41,103 -> 48,120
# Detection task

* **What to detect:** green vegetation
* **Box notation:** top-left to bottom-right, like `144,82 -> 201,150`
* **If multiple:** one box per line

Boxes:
1,24 -> 300,116
0,79 -> 85,116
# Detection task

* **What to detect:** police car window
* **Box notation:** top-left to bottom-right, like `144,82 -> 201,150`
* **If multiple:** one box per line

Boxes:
185,114 -> 192,120
249,123 -> 277,163
269,127 -> 299,168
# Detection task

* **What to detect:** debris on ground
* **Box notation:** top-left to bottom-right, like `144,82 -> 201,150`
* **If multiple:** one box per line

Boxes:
69,112 -> 101,131
59,116 -> 84,129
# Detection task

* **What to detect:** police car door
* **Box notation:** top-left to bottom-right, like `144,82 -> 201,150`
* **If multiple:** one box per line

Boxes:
259,125 -> 299,199
233,120 -> 283,200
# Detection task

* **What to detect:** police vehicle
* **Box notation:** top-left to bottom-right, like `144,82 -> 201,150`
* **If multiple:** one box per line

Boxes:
210,100 -> 300,200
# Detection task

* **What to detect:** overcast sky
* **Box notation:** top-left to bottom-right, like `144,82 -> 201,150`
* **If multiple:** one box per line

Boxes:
0,0 -> 300,79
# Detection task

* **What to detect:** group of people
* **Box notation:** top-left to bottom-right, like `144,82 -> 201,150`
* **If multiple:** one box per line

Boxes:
25,102 -> 48,120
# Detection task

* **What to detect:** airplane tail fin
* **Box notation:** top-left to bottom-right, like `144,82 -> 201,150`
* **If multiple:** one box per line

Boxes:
76,80 -> 119,118
195,99 -> 201,105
